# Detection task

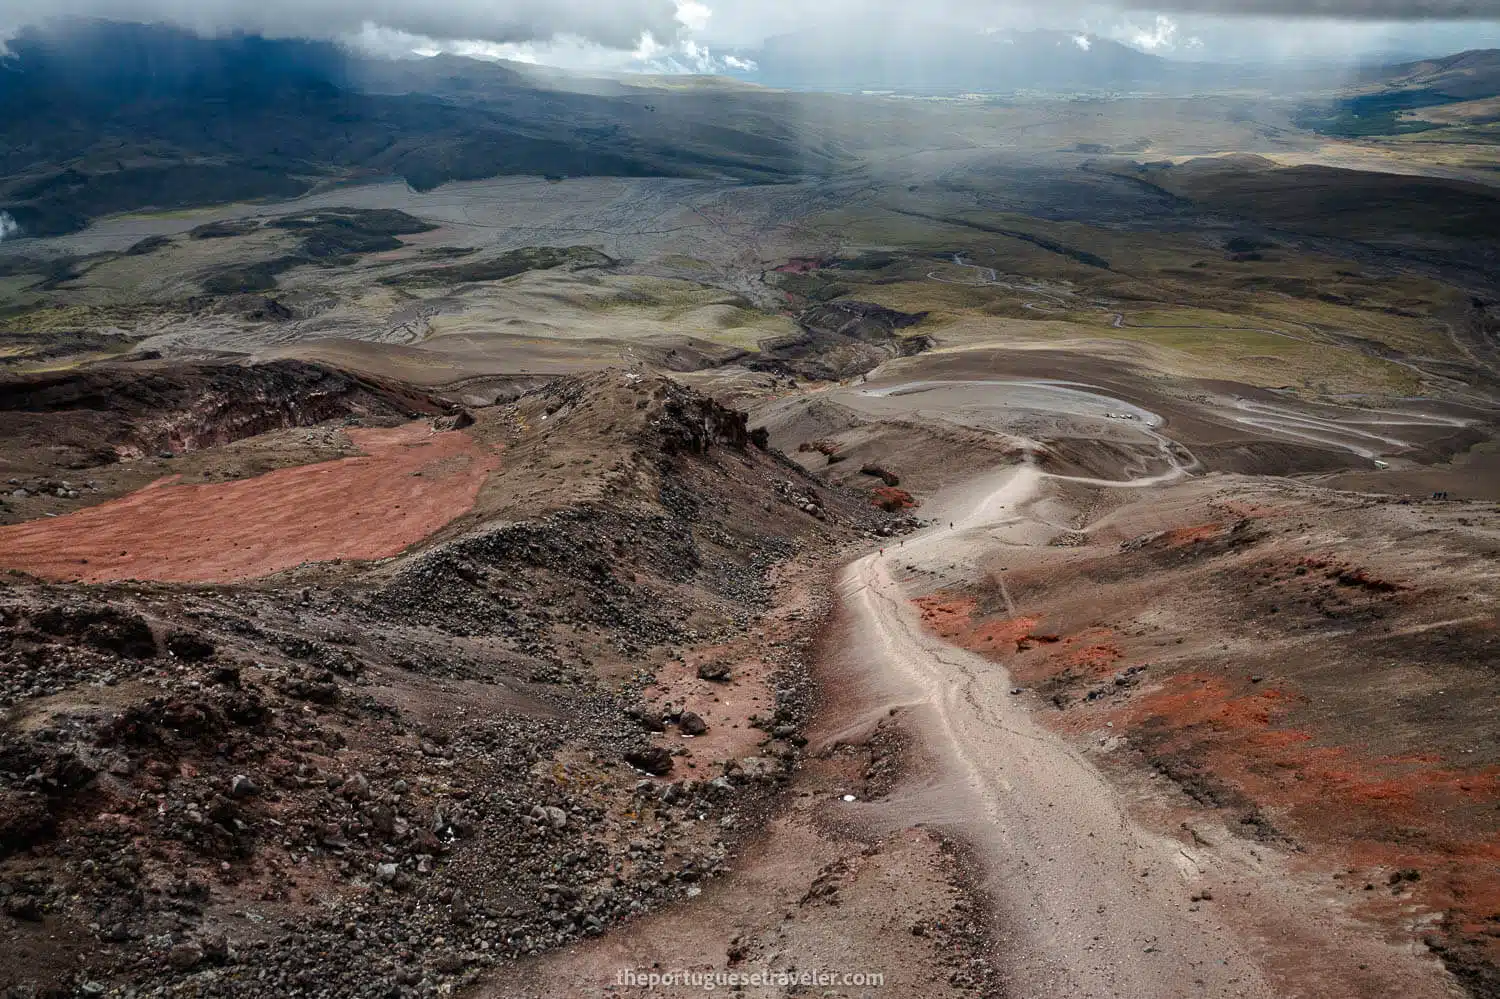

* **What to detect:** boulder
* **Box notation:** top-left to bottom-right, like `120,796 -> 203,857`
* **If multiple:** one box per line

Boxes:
630,704 -> 666,732
696,662 -> 732,682
624,747 -> 674,776
166,631 -> 217,662
433,409 -> 476,432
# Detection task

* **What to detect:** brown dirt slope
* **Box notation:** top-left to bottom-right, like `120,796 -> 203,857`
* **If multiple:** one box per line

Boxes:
0,360 -> 441,464
917,475 -> 1500,995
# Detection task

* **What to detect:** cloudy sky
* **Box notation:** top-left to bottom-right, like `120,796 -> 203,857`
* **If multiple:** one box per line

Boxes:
6,0 -> 1500,71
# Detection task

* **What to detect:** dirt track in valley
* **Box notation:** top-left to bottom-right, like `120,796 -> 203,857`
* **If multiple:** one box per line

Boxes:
788,359 -> 1498,998
0,422 -> 499,583
834,458 -> 1463,999
750,361 -> 1494,997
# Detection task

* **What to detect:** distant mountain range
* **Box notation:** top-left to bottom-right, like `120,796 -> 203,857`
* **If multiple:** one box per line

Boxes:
0,20 -> 848,238
1353,48 -> 1500,99
1,20 -> 1497,240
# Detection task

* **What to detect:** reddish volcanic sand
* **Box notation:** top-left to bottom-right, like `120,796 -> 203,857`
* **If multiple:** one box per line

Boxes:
0,423 -> 499,584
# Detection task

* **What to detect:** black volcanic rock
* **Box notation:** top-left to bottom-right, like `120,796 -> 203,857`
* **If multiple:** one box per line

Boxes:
624,746 -> 674,776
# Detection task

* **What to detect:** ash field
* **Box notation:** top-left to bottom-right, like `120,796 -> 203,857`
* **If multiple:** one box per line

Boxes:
1,18 -> 1500,999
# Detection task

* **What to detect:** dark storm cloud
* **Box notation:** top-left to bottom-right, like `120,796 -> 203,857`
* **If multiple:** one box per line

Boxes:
3,0 -> 1497,61
0,0 -> 683,49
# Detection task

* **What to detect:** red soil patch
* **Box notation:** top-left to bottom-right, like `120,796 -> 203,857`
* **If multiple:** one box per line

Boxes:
1058,633 -> 1124,673
1112,672 -> 1500,945
998,628 -> 1125,685
970,616 -> 1044,650
914,603 -> 1126,685
0,423 -> 499,584
1161,522 -> 1225,547
1297,555 -> 1408,593
1118,674 -> 1286,732
914,596 -> 978,641
871,486 -> 918,511
1125,678 -> 1500,818
913,596 -> 1041,652
1015,633 -> 1061,651
916,587 -> 1500,957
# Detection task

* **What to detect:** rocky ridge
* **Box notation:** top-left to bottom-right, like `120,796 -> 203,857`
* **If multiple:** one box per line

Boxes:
0,368 -> 898,998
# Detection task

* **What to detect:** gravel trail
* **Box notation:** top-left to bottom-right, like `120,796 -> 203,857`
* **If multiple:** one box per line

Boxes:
839,457 -> 1278,998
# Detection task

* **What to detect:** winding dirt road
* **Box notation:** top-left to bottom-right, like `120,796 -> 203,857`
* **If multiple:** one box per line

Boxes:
824,372 -> 1466,998
838,458 -> 1283,998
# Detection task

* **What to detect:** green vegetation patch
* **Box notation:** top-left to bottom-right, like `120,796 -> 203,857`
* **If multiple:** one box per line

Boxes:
1292,89 -> 1454,138
770,271 -> 852,303
0,327 -> 140,368
200,256 -> 305,295
123,234 -> 172,256
269,209 -> 437,259
190,209 -> 439,295
3,164 -> 314,237
0,255 -> 84,291
190,219 -> 261,240
382,246 -> 613,289
831,251 -> 904,272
